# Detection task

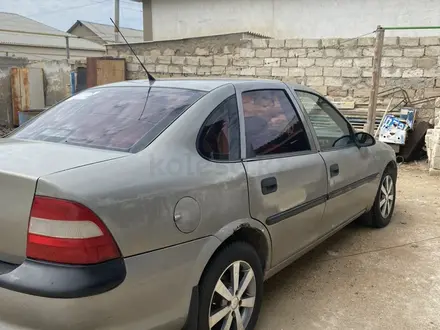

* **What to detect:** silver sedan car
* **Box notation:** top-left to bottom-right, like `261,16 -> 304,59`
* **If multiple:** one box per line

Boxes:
0,79 -> 397,330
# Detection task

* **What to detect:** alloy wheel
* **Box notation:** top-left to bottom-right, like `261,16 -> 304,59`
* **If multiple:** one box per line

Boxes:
209,260 -> 257,330
379,174 -> 394,218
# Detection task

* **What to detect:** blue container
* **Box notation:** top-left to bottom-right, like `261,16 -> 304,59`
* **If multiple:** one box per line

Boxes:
18,109 -> 44,126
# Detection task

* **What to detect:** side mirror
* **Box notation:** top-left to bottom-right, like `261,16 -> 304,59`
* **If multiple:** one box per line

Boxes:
355,132 -> 375,147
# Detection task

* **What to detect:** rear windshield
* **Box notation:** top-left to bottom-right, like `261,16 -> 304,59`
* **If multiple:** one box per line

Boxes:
12,87 -> 205,152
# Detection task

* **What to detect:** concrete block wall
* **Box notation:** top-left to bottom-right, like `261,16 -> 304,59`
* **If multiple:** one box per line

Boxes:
108,35 -> 440,122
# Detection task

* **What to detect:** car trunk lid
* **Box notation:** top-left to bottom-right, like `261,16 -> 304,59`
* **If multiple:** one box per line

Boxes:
0,138 -> 126,264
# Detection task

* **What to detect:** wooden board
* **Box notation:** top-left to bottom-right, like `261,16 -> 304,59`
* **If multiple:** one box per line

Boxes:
96,59 -> 125,86
86,57 -> 126,88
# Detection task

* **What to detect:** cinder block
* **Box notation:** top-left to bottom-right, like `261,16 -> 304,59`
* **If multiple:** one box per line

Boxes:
200,56 -> 213,66
307,49 -> 324,58
157,56 -> 171,64
127,63 -> 140,72
240,48 -> 256,58
186,56 -> 199,66
334,59 -> 353,67
307,76 -> 324,86
280,58 -> 298,67
252,39 -> 269,48
361,69 -> 373,78
233,58 -> 249,67
256,67 -> 272,76
226,67 -> 241,75
303,39 -> 322,48
325,77 -> 343,86
269,39 -> 285,48
169,65 -> 182,74
393,58 -> 414,68
328,87 -> 348,97
381,57 -> 393,67
264,58 -> 280,67
172,56 -> 185,65
343,48 -> 362,57
298,58 -> 315,67
324,67 -> 341,77
383,37 -> 399,46
423,68 -> 440,77
383,48 -> 403,57
420,37 -> 440,46
256,49 -> 271,58
306,67 -> 323,76
240,67 -> 256,76
362,48 -> 375,56
288,49 -> 307,57
163,48 -> 175,56
285,39 -> 303,48
325,48 -> 343,57
402,68 -> 424,78
272,67 -> 289,77
381,67 -> 402,78
272,49 -> 288,57
403,48 -> 425,57
417,57 -> 437,69
357,38 -> 375,46
353,58 -> 373,67
322,38 -> 340,47
214,55 -> 229,66
426,46 -> 440,56
288,68 -> 305,77
197,67 -> 211,75
156,64 -> 169,73
248,58 -> 264,66
183,66 -> 197,74
211,66 -> 226,75
316,58 -> 334,67
195,48 -> 210,56
400,37 -> 420,46
342,68 -> 361,77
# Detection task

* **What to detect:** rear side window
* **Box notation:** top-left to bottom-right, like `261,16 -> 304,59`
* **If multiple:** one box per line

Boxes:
197,96 -> 240,161
242,89 -> 311,158
12,87 -> 205,152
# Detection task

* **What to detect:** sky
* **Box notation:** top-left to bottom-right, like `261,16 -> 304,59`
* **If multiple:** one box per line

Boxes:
0,0 -> 143,32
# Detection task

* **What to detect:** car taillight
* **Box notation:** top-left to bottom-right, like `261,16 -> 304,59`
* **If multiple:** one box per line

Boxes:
26,196 -> 121,265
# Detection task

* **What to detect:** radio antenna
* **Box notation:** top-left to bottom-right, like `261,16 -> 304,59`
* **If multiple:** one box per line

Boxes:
110,18 -> 155,84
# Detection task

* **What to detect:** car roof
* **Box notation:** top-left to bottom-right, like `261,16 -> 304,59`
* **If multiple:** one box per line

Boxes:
96,78 -> 319,94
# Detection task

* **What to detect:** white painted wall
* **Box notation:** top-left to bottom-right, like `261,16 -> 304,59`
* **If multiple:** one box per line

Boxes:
151,0 -> 440,40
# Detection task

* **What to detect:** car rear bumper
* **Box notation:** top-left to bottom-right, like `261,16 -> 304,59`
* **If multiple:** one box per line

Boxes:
0,236 -> 217,330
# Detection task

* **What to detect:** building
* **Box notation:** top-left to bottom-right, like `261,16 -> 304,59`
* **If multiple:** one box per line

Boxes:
0,12 -> 105,61
67,20 -> 144,45
132,0 -> 440,41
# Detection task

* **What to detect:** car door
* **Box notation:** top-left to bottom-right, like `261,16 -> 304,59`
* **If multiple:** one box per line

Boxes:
236,82 -> 328,267
294,89 -> 379,233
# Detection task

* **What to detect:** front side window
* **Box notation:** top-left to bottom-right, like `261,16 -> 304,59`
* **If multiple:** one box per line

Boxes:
242,90 -> 311,158
197,96 -> 240,161
12,87 -> 205,152
296,91 -> 353,150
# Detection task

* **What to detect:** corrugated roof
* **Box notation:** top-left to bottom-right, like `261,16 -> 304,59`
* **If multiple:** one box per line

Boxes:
0,12 -> 104,51
69,20 -> 144,44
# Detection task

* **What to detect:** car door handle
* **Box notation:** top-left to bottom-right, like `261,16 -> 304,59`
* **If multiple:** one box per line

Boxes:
329,164 -> 339,177
261,177 -> 278,195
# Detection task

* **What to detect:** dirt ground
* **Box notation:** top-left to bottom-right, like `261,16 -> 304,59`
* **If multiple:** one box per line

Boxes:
257,163 -> 440,330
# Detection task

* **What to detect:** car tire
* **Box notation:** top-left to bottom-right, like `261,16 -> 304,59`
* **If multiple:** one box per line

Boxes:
360,169 -> 397,228
197,242 -> 263,330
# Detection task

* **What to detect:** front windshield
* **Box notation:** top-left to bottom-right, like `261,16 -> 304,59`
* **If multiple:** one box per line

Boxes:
12,87 -> 205,152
